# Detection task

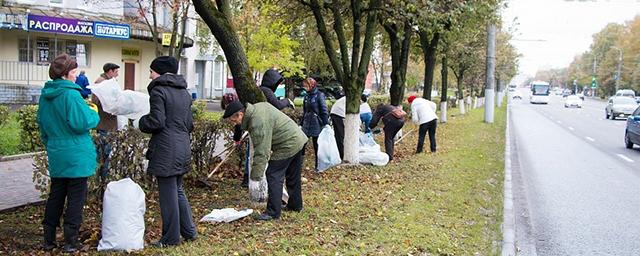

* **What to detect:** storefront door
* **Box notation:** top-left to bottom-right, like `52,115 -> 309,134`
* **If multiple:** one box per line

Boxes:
124,62 -> 135,90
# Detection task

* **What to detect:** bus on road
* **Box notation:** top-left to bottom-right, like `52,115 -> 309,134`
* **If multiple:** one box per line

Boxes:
530,81 -> 551,104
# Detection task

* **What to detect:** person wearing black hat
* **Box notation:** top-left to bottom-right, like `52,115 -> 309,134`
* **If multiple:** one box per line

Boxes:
259,68 -> 293,110
223,100 -> 308,221
139,56 -> 197,247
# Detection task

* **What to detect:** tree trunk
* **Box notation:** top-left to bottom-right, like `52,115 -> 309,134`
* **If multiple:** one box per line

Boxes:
440,54 -> 448,122
192,0 -> 265,104
385,21 -> 412,106
419,31 -> 439,100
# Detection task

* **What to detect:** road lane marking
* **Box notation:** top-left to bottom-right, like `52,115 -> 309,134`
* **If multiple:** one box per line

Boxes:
617,154 -> 635,163
568,126 -> 574,131
585,136 -> 595,142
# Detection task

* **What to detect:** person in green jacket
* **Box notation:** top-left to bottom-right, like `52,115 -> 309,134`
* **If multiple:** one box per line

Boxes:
223,101 -> 308,221
37,54 -> 100,253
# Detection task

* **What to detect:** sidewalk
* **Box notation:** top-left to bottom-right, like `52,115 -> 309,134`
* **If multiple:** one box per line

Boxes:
0,157 -> 43,212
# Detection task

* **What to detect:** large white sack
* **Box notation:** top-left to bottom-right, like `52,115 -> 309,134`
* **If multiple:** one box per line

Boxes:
359,151 -> 389,166
87,79 -> 150,120
98,178 -> 146,252
317,126 -> 341,172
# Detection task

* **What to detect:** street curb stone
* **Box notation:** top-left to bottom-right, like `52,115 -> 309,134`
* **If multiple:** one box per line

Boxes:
0,151 -> 42,162
502,103 -> 516,256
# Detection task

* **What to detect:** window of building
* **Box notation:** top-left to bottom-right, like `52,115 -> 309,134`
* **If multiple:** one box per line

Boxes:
18,39 -> 33,63
19,38 -> 90,66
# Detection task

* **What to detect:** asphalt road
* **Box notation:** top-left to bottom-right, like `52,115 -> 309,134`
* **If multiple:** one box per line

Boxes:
509,91 -> 640,255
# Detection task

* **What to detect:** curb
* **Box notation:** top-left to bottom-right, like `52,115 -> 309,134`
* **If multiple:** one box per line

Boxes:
0,151 -> 42,162
502,103 -> 516,256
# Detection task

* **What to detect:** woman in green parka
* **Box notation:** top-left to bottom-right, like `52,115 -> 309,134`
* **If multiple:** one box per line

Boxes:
37,54 -> 99,253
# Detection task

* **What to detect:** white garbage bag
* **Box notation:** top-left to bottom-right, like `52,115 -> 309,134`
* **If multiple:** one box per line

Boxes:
317,126 -> 341,172
98,178 -> 145,252
87,79 -> 150,120
199,208 -> 253,223
359,151 -> 389,166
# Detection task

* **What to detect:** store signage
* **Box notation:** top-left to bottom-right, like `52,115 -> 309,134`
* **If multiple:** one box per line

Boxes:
94,22 -> 130,39
162,33 -> 172,46
0,13 -> 27,30
28,14 -> 93,36
27,14 -> 130,40
122,48 -> 141,61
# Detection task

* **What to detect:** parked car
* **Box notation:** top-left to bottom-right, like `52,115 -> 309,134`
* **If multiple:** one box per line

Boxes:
564,95 -> 583,108
625,106 -> 640,149
606,96 -> 639,120
511,89 -> 523,99
616,89 -> 636,98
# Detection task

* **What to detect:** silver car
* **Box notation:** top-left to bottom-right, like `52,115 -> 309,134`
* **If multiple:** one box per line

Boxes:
606,97 -> 639,120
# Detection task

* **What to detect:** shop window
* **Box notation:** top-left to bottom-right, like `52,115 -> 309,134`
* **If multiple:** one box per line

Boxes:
19,38 -> 90,66
18,39 -> 33,63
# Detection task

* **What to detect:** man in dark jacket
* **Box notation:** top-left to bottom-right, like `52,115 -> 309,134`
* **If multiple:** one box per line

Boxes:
224,100 -> 308,221
259,68 -> 292,110
369,104 -> 406,161
139,56 -> 196,247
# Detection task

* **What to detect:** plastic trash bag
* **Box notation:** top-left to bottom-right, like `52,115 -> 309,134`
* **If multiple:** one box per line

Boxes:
317,126 -> 341,172
87,79 -> 150,120
359,151 -> 389,166
199,208 -> 253,223
98,178 -> 145,252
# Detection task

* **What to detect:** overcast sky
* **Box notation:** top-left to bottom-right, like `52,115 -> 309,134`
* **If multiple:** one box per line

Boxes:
502,0 -> 640,85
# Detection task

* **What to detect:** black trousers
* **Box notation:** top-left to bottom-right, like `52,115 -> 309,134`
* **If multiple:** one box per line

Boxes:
42,177 -> 88,245
330,114 -> 345,159
383,119 -> 405,161
265,149 -> 304,218
156,174 -> 197,245
304,136 -> 319,169
417,119 -> 438,153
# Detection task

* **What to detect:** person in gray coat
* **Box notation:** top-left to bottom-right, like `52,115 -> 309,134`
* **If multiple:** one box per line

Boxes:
139,56 -> 196,247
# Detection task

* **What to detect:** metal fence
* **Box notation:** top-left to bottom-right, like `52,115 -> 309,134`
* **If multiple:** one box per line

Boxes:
0,61 -> 50,84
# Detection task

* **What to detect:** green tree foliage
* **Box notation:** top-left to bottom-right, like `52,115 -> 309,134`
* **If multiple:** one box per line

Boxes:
236,1 -> 305,76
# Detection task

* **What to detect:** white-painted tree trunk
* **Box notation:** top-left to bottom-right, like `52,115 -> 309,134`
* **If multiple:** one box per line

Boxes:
440,101 -> 447,123
458,99 -> 466,114
497,91 -> 503,107
343,114 -> 360,164
473,97 -> 478,109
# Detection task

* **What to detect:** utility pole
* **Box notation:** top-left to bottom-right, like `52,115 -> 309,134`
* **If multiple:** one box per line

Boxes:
612,46 -> 623,92
484,24 -> 496,123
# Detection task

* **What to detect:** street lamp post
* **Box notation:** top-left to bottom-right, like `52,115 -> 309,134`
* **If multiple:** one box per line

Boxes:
612,46 -> 623,92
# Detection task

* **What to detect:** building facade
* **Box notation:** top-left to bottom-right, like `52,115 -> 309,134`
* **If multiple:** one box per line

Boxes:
0,0 -> 227,104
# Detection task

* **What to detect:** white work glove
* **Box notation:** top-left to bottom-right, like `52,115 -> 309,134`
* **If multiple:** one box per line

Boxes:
248,176 -> 268,202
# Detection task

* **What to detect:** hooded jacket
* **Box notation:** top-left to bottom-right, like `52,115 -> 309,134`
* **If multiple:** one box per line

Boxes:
139,73 -> 194,177
241,103 -> 308,181
37,79 -> 100,178
259,69 -> 290,110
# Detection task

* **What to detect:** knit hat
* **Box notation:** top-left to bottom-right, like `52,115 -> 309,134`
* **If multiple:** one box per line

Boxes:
49,54 -> 78,80
408,95 -> 417,104
223,100 -> 245,119
150,56 -> 179,75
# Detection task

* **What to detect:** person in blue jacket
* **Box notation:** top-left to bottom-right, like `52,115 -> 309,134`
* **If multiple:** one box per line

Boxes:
74,70 -> 91,99
37,54 -> 100,253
